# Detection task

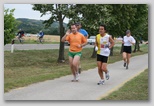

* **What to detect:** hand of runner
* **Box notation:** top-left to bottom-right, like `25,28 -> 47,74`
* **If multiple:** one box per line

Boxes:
66,29 -> 71,35
128,40 -> 132,44
95,46 -> 98,51
122,40 -> 124,44
77,44 -> 82,48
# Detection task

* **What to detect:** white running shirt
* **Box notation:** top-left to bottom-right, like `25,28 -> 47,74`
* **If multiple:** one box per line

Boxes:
123,35 -> 136,46
99,34 -> 110,57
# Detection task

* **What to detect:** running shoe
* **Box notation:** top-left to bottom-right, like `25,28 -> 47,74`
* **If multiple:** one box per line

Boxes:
97,80 -> 105,85
105,71 -> 110,80
78,68 -> 81,74
124,62 -> 126,67
71,76 -> 76,82
75,73 -> 80,81
126,65 -> 128,69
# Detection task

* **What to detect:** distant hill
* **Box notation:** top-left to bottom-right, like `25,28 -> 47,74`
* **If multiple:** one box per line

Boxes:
16,18 -> 68,35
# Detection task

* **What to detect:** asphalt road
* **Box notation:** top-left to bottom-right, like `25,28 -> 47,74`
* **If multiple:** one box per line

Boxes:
4,44 -> 122,51
4,44 -> 70,51
4,54 -> 148,100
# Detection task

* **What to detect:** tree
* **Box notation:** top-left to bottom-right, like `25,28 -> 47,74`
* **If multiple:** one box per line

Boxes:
130,4 -> 148,41
69,4 -> 113,57
75,4 -> 148,55
4,8 -> 17,45
105,4 -> 137,54
69,4 -> 140,57
105,4 -> 148,53
133,35 -> 141,52
131,4 -> 148,52
32,4 -> 78,63
32,4 -> 148,61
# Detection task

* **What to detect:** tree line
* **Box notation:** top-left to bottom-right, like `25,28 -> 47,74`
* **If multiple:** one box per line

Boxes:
4,4 -> 148,62
16,18 -> 67,35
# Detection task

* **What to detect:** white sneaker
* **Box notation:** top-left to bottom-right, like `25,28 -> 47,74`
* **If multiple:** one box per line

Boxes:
97,79 -> 105,85
76,73 -> 80,81
71,76 -> 76,82
105,71 -> 110,80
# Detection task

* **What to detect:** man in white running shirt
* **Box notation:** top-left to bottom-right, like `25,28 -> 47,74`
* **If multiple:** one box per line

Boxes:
95,24 -> 115,85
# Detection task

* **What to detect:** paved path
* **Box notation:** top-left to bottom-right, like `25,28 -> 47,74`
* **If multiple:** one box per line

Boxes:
4,44 -> 93,51
4,54 -> 148,100
4,44 -> 122,51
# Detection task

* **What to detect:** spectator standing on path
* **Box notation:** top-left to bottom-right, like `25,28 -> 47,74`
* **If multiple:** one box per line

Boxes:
61,24 -> 87,82
95,24 -> 115,85
122,30 -> 136,69
75,22 -> 89,74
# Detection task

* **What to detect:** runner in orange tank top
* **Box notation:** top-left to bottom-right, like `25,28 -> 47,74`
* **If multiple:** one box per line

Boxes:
61,24 -> 87,82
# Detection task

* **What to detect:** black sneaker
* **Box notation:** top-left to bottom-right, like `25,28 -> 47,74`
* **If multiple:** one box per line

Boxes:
126,65 -> 128,69
124,62 -> 126,67
79,68 -> 81,74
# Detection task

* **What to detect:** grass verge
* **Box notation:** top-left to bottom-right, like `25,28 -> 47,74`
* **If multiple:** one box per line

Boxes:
101,69 -> 148,100
4,44 -> 148,92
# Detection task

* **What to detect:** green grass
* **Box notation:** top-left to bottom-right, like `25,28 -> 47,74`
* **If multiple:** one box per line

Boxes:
4,44 -> 148,92
101,69 -> 148,100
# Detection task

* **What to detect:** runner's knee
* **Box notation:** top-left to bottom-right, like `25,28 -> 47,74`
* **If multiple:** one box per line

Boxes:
102,64 -> 107,71
102,67 -> 107,71
72,62 -> 78,67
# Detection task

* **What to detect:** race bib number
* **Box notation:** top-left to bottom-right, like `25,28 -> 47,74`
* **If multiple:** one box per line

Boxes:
101,44 -> 104,48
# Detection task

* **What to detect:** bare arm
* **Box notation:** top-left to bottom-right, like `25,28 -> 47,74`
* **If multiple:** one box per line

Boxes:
78,37 -> 88,48
128,40 -> 135,45
95,36 -> 98,47
61,34 -> 68,42
109,36 -> 115,49
86,34 -> 89,39
80,41 -> 87,47
128,37 -> 136,45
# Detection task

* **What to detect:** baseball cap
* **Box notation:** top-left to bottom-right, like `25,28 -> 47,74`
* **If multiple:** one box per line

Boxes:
126,30 -> 131,34
75,22 -> 81,25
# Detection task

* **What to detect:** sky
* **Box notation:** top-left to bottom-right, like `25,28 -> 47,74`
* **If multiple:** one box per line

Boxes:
4,4 -> 69,23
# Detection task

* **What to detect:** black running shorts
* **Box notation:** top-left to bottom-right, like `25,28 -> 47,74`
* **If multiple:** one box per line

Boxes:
97,54 -> 108,63
123,46 -> 132,54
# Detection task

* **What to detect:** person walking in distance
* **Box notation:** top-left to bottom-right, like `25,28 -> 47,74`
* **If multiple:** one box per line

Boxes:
75,22 -> 89,74
95,24 -> 114,85
38,30 -> 44,43
122,30 -> 136,69
16,29 -> 25,43
61,24 -> 87,82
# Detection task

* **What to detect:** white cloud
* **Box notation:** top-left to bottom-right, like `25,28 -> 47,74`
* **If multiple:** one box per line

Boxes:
4,4 -> 69,23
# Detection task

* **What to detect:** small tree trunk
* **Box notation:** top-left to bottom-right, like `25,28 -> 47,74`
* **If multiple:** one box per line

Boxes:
57,41 -> 65,63
133,43 -> 137,52
57,12 -> 65,63
120,44 -> 124,54
110,47 -> 114,56
91,46 -> 97,58
137,42 -> 140,51
133,40 -> 138,53
110,35 -> 114,56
